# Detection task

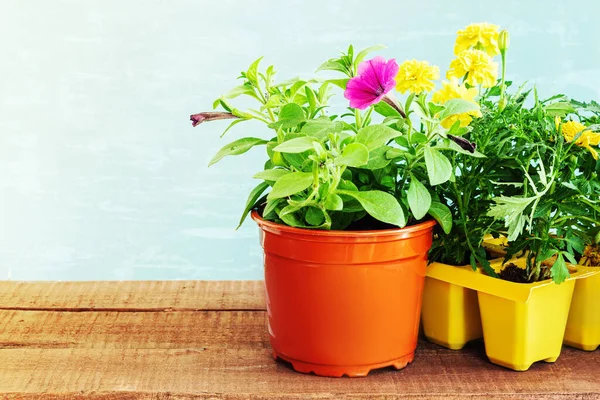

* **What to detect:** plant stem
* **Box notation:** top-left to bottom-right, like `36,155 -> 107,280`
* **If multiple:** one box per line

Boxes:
355,109 -> 363,130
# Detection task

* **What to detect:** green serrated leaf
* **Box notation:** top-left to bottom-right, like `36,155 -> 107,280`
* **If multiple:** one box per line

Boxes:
545,102 -> 576,117
267,172 -> 314,200
209,137 -> 268,166
487,196 -> 537,241
551,253 -> 570,284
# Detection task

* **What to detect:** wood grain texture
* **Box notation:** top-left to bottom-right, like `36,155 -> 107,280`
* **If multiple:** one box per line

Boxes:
0,280 -> 265,311
0,281 -> 599,399
1,309 -> 599,399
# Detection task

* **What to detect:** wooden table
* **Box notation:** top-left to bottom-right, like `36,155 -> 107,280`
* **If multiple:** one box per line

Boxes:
0,280 -> 599,399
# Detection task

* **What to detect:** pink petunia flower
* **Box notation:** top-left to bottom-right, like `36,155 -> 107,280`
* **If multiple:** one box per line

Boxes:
344,56 -> 399,110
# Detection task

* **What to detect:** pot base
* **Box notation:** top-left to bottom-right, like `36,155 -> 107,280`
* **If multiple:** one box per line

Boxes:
273,351 -> 414,378
488,355 -> 558,372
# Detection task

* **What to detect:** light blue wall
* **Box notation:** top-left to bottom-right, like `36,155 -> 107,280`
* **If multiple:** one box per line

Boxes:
1,0 -> 599,280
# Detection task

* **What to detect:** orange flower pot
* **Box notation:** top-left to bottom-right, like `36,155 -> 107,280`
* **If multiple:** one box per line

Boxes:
252,211 -> 436,377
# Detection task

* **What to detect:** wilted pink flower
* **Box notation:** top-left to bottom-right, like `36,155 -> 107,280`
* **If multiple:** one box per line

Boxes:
190,112 -> 238,127
344,56 -> 399,110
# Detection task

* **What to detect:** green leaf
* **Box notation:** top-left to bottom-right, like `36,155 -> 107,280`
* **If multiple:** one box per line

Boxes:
301,117 -> 341,140
305,207 -> 325,226
273,137 -> 317,153
261,94 -> 285,110
337,190 -> 406,227
433,138 -> 486,158
267,172 -> 314,200
545,102 -> 576,117
263,198 -> 282,218
246,57 -> 263,83
374,101 -> 402,118
209,137 -> 268,166
325,78 -> 350,90
487,196 -> 537,241
305,87 -> 318,111
411,133 -> 428,144
219,118 -> 249,138
428,201 -> 452,234
237,182 -> 269,229
268,103 -> 305,129
252,169 -> 290,182
325,193 -> 343,211
223,83 -> 257,100
437,98 -> 480,120
428,102 -> 445,115
316,59 -> 349,74
354,45 -> 386,69
355,125 -> 403,151
407,175 -> 432,220
279,205 -> 307,227
337,179 -> 358,192
335,143 -> 369,167
362,146 -> 392,170
424,147 -> 453,185
551,253 -> 570,284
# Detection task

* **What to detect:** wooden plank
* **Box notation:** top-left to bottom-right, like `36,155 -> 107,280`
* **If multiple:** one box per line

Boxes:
0,310 -> 599,399
1,343 -> 599,399
0,280 -> 265,311
0,310 -> 268,349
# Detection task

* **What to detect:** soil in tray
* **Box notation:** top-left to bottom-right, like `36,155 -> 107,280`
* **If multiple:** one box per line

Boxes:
497,263 -> 553,284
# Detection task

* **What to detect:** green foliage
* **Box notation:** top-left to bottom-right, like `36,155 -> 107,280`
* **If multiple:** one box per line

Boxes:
430,81 -> 600,284
195,44 -> 599,285
199,49 -> 478,231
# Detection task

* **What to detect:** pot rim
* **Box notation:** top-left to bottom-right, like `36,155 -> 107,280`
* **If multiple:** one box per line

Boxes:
250,210 -> 437,238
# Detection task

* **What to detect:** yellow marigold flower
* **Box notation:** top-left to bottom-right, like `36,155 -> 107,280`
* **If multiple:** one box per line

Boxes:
447,49 -> 498,88
454,22 -> 500,57
559,120 -> 600,160
432,78 -> 482,128
395,60 -> 440,94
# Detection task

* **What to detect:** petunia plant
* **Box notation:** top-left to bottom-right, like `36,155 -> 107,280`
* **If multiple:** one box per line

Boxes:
191,43 -> 483,231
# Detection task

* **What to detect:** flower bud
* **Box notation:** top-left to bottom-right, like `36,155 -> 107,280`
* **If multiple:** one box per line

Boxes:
499,30 -> 510,54
498,97 -> 508,111
190,112 -> 238,127
447,134 -> 477,153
